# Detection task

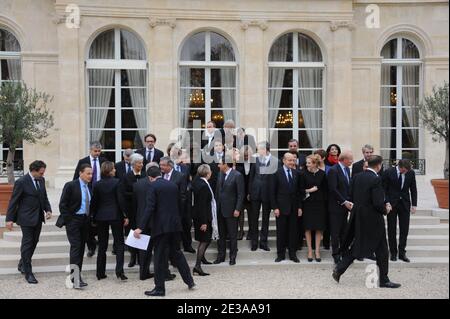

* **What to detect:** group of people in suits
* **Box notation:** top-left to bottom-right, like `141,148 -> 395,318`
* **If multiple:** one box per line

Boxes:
5,121 -> 418,291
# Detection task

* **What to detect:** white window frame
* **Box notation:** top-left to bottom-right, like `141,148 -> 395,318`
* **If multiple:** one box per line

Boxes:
86,28 -> 148,162
380,36 -> 422,160
268,32 -> 325,154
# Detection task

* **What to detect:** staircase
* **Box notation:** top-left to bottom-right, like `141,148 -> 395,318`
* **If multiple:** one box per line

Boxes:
0,191 -> 448,275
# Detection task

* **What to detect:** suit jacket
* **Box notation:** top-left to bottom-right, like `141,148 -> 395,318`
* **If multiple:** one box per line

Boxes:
342,170 -> 387,258
215,169 -> 245,218
192,177 -> 213,225
133,177 -> 152,233
6,174 -> 52,227
352,159 -> 385,178
168,169 -> 188,212
136,147 -> 164,167
58,179 -> 92,227
73,156 -> 107,182
138,178 -> 182,238
235,162 -> 254,202
382,166 -> 418,210
235,134 -> 257,153
119,170 -> 146,226
91,177 -> 126,222
115,160 -> 132,180
249,156 -> 279,202
297,151 -> 307,171
269,167 -> 302,215
327,164 -> 352,213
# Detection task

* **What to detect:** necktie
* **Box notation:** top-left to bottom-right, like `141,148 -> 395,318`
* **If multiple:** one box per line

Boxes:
84,185 -> 90,216
345,167 -> 351,184
92,158 -> 98,184
148,149 -> 153,162
165,173 -> 170,180
34,179 -> 40,191
126,163 -> 131,174
287,169 -> 293,189
398,173 -> 403,189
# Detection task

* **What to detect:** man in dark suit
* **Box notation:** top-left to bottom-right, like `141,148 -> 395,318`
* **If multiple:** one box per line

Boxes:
134,166 -> 195,297
136,133 -> 164,167
327,150 -> 354,264
58,164 -> 93,289
383,159 -> 418,262
248,142 -> 278,251
270,152 -> 302,263
214,155 -> 245,265
202,139 -> 225,192
351,144 -> 374,177
115,148 -> 134,180
288,139 -> 307,171
333,155 -> 401,288
6,160 -> 52,284
235,127 -> 257,155
201,121 -> 222,155
73,141 -> 106,257
219,119 -> 237,151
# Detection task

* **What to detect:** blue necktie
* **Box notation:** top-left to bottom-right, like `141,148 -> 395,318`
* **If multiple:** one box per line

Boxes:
92,158 -> 98,184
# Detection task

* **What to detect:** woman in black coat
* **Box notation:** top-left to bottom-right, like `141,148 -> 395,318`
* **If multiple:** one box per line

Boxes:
192,164 -> 216,276
91,161 -> 129,280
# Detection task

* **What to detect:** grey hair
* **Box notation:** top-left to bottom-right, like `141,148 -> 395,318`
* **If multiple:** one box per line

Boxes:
123,149 -> 134,157
90,141 -> 102,150
362,144 -> 374,152
224,119 -> 235,127
159,156 -> 174,168
130,153 -> 144,166
197,164 -> 211,178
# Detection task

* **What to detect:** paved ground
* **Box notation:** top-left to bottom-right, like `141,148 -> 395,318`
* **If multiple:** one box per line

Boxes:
0,265 -> 448,299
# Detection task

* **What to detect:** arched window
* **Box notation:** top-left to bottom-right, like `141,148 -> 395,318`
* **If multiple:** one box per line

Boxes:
268,32 -> 324,156
380,37 -> 421,161
86,28 -> 147,161
0,28 -> 23,172
179,31 -> 237,139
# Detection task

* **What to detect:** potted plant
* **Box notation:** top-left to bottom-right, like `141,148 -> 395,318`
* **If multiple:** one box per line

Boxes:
0,82 -> 54,215
419,82 -> 449,209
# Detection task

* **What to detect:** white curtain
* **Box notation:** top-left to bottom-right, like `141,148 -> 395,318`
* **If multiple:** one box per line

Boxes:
402,65 -> 419,149
380,65 -> 392,152
6,59 -> 21,81
220,45 -> 236,123
89,69 -> 114,142
180,67 -> 191,129
298,68 -> 322,148
89,30 -> 114,59
3,31 -> 21,81
120,30 -> 145,60
298,34 -> 322,62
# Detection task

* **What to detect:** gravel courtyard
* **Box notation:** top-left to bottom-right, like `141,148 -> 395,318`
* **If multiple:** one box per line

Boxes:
0,265 -> 448,299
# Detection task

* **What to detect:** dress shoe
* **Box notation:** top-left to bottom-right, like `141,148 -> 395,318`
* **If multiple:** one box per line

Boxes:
87,250 -> 95,258
399,254 -> 410,263
229,258 -> 236,266
140,273 -> 154,281
188,282 -> 196,290
128,259 -> 136,268
380,281 -> 401,288
96,274 -> 107,280
315,252 -> 321,262
251,244 -> 258,251
290,256 -> 300,263
201,257 -> 212,265
117,273 -> 128,281
275,256 -> 285,263
237,231 -> 244,241
259,244 -> 270,251
184,246 -> 196,254
17,264 -> 25,274
144,288 -> 165,297
213,258 -> 225,264
307,258 -> 313,262
79,278 -> 88,287
166,273 -> 176,281
390,255 -> 397,262
332,269 -> 341,283
193,267 -> 210,276
25,273 -> 38,284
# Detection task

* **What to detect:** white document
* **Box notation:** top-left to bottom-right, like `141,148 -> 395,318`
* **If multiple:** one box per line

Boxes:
125,230 -> 151,251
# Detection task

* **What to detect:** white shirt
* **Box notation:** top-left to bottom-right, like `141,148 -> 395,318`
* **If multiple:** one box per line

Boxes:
205,130 -> 216,147
244,162 -> 251,175
224,168 -> 232,181
396,166 -> 405,189
90,155 -> 101,182
164,169 -> 174,181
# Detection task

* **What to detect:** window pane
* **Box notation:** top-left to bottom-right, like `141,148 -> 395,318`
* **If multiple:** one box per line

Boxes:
270,130 -> 292,150
401,149 -> 419,160
380,149 -> 396,161
268,89 -> 293,108
298,34 -> 322,62
0,59 -> 21,81
121,110 -> 138,129
298,68 -> 323,88
212,110 -> 235,128
95,130 -> 115,149
211,68 -> 236,88
180,89 -> 205,108
122,130 -> 145,149
89,29 -> 115,59
121,70 -> 146,87
299,110 -> 322,129
211,89 -> 236,108
100,151 -> 116,162
381,129 -> 396,148
402,87 -> 419,106
380,108 -> 396,127
88,69 -> 114,86
269,33 -> 293,62
381,65 -> 396,86
90,109 -> 115,129
402,65 -> 419,85
181,32 -> 205,61
402,39 -> 420,59
402,108 -> 419,128
181,109 -> 205,129
120,30 -> 145,60
210,32 -> 235,61
180,67 -> 205,87
89,88 -> 115,107
271,110 -> 294,129
121,88 -> 147,108
402,129 -> 419,148
299,130 -> 322,149
298,89 -> 323,108
381,39 -> 397,59
381,87 -> 397,106
0,29 -> 21,52
269,69 -> 293,88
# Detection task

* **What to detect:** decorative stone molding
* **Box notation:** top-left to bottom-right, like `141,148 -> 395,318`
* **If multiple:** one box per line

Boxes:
240,20 -> 268,31
329,20 -> 356,32
51,14 -> 66,25
149,18 -> 176,29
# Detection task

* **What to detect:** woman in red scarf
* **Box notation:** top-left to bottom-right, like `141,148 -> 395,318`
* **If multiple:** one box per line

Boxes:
324,144 -> 341,168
